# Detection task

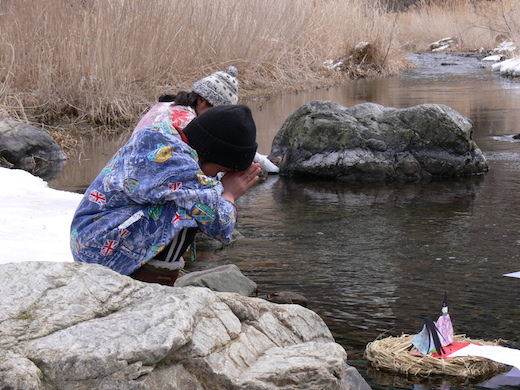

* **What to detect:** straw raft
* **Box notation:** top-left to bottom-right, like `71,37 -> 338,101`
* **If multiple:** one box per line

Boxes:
364,334 -> 507,379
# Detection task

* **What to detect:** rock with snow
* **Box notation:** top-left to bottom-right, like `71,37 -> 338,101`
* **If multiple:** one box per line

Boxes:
494,40 -> 518,54
491,57 -> 520,77
482,54 -> 505,62
268,100 -> 488,183
0,119 -> 67,181
0,261 -> 370,390
429,37 -> 457,52
323,58 -> 344,70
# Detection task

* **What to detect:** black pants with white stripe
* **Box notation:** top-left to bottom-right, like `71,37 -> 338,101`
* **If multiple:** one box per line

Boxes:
129,227 -> 198,286
153,227 -> 198,263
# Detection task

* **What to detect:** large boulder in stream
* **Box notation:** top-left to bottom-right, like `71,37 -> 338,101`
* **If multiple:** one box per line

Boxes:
0,261 -> 370,390
0,119 -> 67,181
268,100 -> 488,183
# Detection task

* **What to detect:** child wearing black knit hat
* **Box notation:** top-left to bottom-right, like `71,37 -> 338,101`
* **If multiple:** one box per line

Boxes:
183,104 -> 259,204
184,105 -> 257,171
71,103 -> 261,286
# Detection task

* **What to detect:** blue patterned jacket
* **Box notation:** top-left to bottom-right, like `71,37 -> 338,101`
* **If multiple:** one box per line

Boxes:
70,121 -> 236,275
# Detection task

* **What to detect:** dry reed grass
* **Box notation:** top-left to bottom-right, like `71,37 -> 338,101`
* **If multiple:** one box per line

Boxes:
365,333 -> 507,381
0,0 -> 409,132
0,0 -> 518,135
398,0 -> 520,52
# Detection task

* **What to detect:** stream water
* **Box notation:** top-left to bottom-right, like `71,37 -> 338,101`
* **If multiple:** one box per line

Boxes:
50,53 -> 520,389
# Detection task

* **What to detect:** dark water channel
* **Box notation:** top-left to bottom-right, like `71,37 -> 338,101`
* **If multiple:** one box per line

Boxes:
50,53 -> 520,389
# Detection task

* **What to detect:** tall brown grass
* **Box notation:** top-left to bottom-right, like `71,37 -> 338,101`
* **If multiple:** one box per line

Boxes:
0,0 -> 518,132
398,0 -> 520,52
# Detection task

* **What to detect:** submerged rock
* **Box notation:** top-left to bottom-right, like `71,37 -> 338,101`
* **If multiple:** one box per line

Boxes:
269,100 -> 488,183
175,263 -> 258,297
259,291 -> 309,307
0,261 -> 370,390
0,119 -> 67,181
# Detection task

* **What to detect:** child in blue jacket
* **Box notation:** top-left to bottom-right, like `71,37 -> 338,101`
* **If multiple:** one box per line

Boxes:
70,104 -> 260,286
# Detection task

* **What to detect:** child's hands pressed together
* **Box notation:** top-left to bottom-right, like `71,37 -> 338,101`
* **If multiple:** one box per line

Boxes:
221,163 -> 261,204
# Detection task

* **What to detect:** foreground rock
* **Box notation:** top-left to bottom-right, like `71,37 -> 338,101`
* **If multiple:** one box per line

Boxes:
0,261 -> 370,390
269,100 -> 488,183
0,119 -> 66,181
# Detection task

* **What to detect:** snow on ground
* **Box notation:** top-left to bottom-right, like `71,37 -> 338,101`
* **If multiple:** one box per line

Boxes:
482,40 -> 520,77
0,167 -> 81,264
491,57 -> 520,77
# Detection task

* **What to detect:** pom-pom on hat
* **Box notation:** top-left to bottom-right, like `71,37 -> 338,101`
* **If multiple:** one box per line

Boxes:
191,66 -> 239,106
183,105 -> 257,171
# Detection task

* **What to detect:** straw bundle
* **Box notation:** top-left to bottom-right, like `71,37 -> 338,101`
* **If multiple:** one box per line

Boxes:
364,334 -> 507,379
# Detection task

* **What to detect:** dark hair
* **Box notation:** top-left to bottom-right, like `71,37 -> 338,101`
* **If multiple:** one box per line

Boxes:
158,91 -> 202,110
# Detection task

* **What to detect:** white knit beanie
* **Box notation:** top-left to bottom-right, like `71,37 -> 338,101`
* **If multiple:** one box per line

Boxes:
191,66 -> 239,106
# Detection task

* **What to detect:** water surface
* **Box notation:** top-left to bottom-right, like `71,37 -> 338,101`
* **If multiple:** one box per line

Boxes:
50,53 -> 520,389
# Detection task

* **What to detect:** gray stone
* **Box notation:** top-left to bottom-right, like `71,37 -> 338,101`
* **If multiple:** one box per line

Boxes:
0,261 -> 369,390
268,100 -> 488,183
175,264 -> 258,297
260,291 -> 309,307
0,119 -> 67,181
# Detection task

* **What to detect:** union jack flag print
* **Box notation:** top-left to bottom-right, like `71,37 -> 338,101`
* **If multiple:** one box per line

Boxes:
119,228 -> 131,238
172,212 -> 183,225
169,182 -> 182,191
89,190 -> 106,206
101,239 -> 118,256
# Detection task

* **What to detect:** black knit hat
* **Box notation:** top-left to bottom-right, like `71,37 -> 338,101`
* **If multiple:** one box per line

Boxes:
183,105 -> 258,171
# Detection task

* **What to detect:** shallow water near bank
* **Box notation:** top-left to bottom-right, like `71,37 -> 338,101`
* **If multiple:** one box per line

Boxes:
50,53 -> 520,389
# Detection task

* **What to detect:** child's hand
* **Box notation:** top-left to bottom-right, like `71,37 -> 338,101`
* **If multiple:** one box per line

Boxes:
221,163 -> 261,203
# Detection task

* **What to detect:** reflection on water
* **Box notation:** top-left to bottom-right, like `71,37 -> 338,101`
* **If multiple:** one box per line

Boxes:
49,53 -> 520,389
